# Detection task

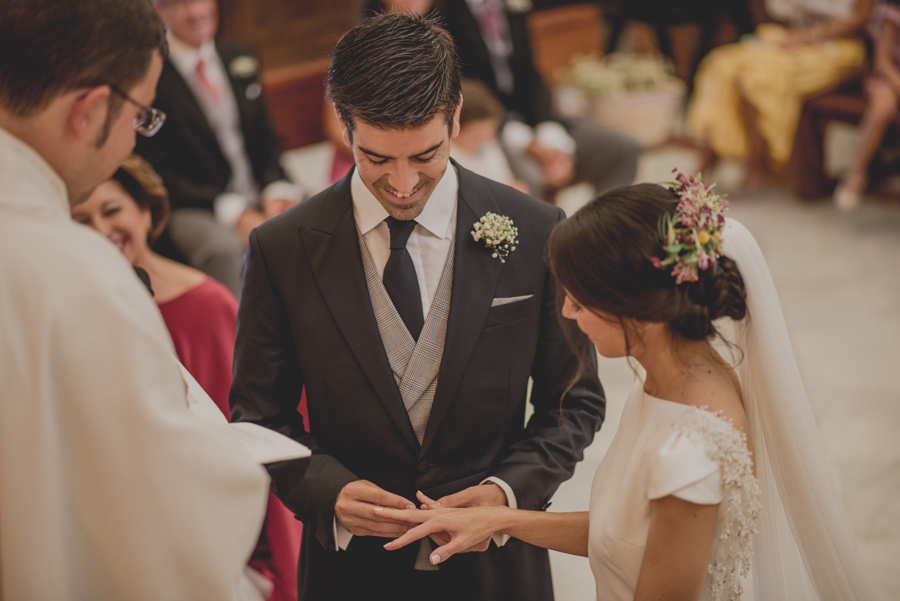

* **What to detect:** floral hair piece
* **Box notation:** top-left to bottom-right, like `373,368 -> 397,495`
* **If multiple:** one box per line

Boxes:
651,169 -> 728,284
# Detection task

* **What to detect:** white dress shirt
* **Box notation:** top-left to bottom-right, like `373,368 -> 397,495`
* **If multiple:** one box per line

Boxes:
333,164 -> 516,550
167,35 -> 300,226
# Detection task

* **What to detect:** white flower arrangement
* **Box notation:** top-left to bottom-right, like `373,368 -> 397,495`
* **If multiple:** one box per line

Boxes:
471,212 -> 519,263
563,52 -> 676,101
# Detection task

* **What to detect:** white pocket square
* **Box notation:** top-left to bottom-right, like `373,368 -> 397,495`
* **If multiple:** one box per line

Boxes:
491,294 -> 533,307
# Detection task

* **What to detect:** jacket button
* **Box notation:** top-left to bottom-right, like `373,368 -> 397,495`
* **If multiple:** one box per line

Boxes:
417,459 -> 430,474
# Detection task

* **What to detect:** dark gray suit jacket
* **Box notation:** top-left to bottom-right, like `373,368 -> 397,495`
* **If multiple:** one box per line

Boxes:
135,43 -> 288,213
230,163 -> 605,601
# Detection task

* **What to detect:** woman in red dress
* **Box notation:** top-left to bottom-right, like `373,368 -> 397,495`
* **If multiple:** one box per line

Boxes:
72,154 -> 303,601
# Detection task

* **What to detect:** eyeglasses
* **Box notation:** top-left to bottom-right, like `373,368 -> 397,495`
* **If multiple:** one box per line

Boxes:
109,85 -> 166,137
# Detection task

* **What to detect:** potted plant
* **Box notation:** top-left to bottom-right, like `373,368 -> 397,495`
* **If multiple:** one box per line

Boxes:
556,53 -> 685,148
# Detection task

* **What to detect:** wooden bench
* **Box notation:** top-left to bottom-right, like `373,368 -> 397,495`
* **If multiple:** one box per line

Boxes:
528,4 -> 605,87
258,7 -> 606,150
792,77 -> 900,199
261,58 -> 330,150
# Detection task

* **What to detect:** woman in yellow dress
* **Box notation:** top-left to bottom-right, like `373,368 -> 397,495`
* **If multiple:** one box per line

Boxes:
688,0 -> 875,192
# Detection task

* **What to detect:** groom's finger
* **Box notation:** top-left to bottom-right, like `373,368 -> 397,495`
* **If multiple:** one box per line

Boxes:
357,484 -> 416,510
372,506 -> 430,524
336,480 -> 415,536
383,522 -> 437,550
416,490 -> 441,509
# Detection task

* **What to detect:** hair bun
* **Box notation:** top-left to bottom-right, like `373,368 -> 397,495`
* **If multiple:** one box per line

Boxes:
708,257 -> 747,321
669,257 -> 746,340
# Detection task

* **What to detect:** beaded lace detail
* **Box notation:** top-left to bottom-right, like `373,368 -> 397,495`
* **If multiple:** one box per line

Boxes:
673,407 -> 761,601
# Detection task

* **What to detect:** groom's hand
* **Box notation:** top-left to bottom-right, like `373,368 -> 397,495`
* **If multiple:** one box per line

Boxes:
433,482 -> 508,509
335,480 -> 416,538
418,485 -> 507,552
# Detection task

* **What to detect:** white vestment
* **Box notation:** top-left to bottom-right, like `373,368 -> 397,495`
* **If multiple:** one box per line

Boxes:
0,126 -> 269,600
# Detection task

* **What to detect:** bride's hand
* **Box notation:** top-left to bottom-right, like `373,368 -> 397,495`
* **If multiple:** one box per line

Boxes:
378,505 -> 504,564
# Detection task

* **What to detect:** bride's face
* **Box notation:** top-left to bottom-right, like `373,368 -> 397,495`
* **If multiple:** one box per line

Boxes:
562,293 -> 628,358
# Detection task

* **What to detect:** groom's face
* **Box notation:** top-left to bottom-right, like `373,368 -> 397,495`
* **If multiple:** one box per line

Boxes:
341,107 -> 461,221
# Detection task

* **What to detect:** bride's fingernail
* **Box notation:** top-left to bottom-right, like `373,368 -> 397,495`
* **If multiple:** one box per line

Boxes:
431,554 -> 441,564
373,507 -> 383,512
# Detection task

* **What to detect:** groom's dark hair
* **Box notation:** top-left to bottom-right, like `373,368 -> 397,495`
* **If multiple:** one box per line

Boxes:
327,12 -> 462,137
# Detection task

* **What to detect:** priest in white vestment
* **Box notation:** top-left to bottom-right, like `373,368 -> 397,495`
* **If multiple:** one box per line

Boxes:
0,1 -> 269,599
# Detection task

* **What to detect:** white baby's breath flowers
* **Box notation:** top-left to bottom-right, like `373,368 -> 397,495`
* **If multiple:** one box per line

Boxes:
471,212 -> 519,263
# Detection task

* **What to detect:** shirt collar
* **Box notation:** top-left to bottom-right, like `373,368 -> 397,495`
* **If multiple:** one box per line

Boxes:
167,34 -> 218,75
0,126 -> 69,218
351,163 -> 458,239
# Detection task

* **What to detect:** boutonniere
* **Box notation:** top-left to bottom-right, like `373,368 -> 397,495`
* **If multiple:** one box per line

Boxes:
229,55 -> 259,79
472,212 -> 519,263
505,0 -> 532,13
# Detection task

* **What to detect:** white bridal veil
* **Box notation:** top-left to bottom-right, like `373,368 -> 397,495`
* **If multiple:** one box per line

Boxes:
722,219 -> 875,600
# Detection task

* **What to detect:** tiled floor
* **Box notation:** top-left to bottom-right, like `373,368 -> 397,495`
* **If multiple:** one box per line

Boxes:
284,142 -> 900,600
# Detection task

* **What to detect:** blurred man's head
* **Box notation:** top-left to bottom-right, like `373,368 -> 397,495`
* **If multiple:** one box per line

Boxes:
327,13 -> 462,220
455,78 -> 504,154
153,0 -> 219,50
0,0 -> 167,206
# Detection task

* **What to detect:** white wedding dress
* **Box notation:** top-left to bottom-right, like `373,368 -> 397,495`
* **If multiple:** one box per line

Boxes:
586,219 -> 876,601
589,379 -> 759,601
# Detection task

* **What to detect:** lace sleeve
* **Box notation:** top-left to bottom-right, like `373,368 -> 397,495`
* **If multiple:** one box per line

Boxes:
664,407 -> 762,601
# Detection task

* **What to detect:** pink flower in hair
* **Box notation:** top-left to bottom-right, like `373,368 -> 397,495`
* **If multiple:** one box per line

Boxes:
654,170 -> 728,285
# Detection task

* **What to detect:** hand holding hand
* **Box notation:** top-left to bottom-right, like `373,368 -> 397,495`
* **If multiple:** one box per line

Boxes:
430,482 -> 508,510
380,504 -> 509,565
335,480 -> 416,538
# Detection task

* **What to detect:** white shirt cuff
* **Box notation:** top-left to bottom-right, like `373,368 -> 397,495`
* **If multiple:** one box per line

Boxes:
500,120 -> 535,154
261,179 -> 303,204
482,477 -> 516,547
535,121 -> 576,155
213,192 -> 250,228
333,517 -> 354,551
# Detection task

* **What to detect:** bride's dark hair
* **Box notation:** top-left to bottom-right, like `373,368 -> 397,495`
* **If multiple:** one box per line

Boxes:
548,183 -> 747,344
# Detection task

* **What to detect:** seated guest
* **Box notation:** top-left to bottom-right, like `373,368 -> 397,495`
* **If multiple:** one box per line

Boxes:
72,154 -> 302,601
688,0 -> 875,193
835,0 -> 900,210
605,0 -> 758,87
429,0 -> 642,201
451,78 -> 530,193
136,0 -> 302,298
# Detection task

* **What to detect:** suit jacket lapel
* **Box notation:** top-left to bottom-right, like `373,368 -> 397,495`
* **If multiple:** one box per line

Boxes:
160,60 -> 224,159
216,45 -> 254,159
420,164 -> 503,456
299,172 -> 419,451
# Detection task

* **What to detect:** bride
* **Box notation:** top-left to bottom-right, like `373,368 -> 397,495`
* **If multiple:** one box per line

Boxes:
377,173 -> 875,600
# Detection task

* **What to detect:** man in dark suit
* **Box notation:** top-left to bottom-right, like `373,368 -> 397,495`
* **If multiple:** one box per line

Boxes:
230,13 -> 605,601
430,0 -> 641,200
136,0 -> 301,297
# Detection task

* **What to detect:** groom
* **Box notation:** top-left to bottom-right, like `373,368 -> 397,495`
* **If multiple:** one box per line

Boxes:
230,12 -> 605,601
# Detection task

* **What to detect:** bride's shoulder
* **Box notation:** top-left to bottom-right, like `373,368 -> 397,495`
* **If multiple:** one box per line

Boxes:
682,363 -> 748,434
